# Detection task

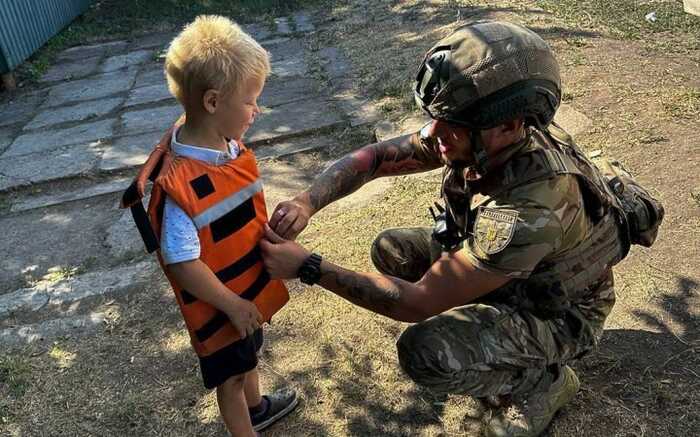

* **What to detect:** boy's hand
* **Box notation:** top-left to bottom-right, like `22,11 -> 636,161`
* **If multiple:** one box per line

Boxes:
225,296 -> 263,338
261,224 -> 310,279
269,196 -> 314,240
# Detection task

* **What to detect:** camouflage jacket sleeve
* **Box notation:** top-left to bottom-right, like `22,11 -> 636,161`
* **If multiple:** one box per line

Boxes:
463,175 -> 586,279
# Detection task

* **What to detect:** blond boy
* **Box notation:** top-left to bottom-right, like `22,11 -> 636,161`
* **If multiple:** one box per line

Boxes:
148,15 -> 297,436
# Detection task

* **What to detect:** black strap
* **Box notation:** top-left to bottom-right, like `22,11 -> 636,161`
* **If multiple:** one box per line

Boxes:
130,201 -> 159,253
470,130 -> 490,175
124,181 -> 159,253
121,180 -> 140,208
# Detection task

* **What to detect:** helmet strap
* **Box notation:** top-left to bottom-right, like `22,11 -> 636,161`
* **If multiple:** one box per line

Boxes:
470,129 -> 490,175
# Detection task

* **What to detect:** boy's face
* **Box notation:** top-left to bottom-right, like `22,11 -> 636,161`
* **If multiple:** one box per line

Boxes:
215,76 -> 265,142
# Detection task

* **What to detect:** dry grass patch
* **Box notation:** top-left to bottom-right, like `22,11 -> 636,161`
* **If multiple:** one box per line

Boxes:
2,1 -> 699,436
660,87 -> 700,120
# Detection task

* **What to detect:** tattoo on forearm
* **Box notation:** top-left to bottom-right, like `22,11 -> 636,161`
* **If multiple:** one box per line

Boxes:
324,270 -> 402,314
308,133 -> 440,211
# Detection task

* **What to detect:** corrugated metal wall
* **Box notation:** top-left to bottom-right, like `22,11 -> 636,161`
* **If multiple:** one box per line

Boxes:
0,0 -> 93,74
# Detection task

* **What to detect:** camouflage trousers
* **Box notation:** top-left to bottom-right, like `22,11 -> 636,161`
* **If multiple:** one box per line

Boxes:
370,227 -> 616,398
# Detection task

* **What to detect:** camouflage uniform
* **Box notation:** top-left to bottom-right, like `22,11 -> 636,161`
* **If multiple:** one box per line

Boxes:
371,132 -> 618,398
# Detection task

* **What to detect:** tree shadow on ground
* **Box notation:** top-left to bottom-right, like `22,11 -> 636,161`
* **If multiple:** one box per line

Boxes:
391,2 -> 602,40
268,339 -> 445,436
556,275 -> 699,436
526,26 -> 600,40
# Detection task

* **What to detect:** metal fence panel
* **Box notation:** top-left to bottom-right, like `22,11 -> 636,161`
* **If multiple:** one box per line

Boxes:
0,0 -> 93,73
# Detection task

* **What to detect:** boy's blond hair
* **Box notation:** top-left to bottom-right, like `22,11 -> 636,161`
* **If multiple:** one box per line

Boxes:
165,15 -> 271,105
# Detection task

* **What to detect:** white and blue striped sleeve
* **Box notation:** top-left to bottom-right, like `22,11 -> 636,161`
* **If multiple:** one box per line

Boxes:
160,195 -> 201,265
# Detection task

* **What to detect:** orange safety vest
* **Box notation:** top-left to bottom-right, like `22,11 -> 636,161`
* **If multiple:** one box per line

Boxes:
122,117 -> 288,357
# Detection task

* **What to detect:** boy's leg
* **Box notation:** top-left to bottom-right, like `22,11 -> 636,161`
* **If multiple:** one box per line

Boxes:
238,329 -> 298,432
217,374 -> 257,437
244,367 -> 263,408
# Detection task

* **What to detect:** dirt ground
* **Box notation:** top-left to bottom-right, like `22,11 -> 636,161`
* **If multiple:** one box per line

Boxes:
2,1 -> 699,436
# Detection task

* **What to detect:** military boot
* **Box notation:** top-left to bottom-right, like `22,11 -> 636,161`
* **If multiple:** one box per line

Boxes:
483,366 -> 580,437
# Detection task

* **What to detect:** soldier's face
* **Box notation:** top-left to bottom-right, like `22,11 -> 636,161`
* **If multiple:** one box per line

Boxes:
426,119 -> 522,166
426,119 -> 475,165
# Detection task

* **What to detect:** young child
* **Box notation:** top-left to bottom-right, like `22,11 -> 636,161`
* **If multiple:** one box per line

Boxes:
142,15 -> 297,436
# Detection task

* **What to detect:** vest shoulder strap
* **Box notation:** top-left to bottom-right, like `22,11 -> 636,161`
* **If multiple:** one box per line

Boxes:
479,128 -> 618,222
120,115 -> 185,253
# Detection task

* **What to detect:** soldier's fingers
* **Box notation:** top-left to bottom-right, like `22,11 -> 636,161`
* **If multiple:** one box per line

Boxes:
272,210 -> 291,235
264,224 -> 287,244
287,218 -> 308,240
280,215 -> 301,240
276,213 -> 299,239
269,204 -> 288,229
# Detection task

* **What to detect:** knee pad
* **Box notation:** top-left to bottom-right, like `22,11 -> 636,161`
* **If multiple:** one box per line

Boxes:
370,230 -> 395,273
396,324 -> 432,379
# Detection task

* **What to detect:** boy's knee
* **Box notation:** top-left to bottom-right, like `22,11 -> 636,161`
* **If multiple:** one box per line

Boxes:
218,373 -> 246,392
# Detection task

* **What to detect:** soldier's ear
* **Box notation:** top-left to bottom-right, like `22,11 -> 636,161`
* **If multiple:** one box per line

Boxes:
499,117 -> 524,135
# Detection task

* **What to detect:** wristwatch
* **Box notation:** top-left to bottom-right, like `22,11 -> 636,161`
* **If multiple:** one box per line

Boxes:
298,253 -> 323,285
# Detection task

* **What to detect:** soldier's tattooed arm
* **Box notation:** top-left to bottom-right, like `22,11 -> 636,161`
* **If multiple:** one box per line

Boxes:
318,262 -> 425,322
306,132 -> 442,213
260,223 -> 511,321
316,251 -> 511,323
270,131 -> 442,239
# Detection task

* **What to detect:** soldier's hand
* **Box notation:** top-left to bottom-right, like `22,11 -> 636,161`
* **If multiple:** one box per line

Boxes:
261,224 -> 310,279
269,197 -> 314,240
225,296 -> 263,339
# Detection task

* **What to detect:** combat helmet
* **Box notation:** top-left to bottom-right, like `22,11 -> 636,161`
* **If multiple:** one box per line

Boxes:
415,20 -> 561,172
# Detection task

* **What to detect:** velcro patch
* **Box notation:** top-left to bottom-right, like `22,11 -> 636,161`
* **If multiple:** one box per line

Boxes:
474,207 -> 519,255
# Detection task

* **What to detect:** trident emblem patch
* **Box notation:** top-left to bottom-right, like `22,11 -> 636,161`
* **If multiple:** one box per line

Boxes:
474,207 -> 519,255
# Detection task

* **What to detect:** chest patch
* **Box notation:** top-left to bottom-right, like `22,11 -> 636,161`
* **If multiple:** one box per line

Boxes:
474,207 -> 519,255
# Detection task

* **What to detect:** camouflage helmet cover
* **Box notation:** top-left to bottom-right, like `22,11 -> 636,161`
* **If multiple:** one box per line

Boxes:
415,20 -> 561,129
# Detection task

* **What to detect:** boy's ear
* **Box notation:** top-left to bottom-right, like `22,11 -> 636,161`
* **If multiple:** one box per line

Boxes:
202,89 -> 218,114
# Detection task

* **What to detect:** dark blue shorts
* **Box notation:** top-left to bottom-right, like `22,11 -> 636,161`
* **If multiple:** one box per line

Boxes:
198,328 -> 263,389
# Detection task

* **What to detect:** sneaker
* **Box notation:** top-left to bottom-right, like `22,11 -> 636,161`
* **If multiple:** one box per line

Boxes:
251,387 -> 298,432
484,366 -> 580,437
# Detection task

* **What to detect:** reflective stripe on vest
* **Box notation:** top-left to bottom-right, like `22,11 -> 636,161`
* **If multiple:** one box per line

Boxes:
192,180 -> 262,230
147,146 -> 288,357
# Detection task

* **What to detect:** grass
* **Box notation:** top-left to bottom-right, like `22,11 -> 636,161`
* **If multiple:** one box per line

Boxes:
301,174 -> 440,266
48,345 -> 78,369
17,0 -> 326,83
661,87 -> 700,120
0,356 -> 31,398
536,0 -> 700,49
41,265 -> 80,283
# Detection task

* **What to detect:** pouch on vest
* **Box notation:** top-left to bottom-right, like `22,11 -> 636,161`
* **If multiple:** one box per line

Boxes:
593,158 -> 664,247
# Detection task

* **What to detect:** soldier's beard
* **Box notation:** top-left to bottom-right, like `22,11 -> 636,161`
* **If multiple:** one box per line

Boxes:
439,142 -> 475,169
444,157 -> 471,171
447,158 -> 469,167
